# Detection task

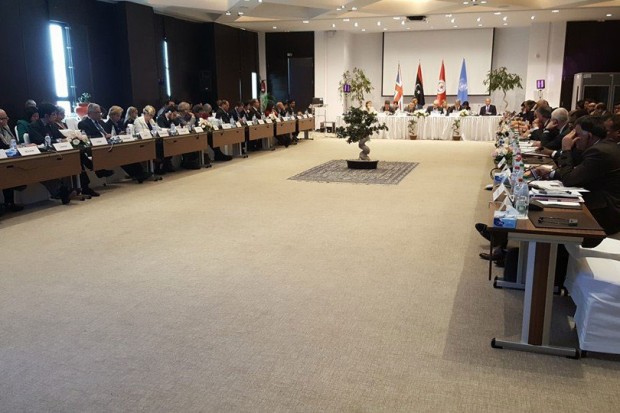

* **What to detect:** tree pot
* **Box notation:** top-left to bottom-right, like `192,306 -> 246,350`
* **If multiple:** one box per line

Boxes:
409,134 -> 417,140
347,159 -> 378,169
75,102 -> 89,117
452,134 -> 461,141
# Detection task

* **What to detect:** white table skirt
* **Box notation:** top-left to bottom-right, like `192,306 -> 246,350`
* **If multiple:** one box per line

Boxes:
335,114 -> 501,141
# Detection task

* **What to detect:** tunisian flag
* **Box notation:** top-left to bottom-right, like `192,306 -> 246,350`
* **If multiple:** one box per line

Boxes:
436,60 -> 446,104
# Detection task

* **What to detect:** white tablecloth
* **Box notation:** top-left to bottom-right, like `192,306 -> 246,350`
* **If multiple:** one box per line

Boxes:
335,114 -> 501,141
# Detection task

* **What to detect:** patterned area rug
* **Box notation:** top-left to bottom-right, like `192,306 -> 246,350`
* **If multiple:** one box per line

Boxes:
289,160 -> 419,185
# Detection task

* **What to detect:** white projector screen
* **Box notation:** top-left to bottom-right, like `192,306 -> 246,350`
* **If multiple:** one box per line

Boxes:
382,29 -> 494,97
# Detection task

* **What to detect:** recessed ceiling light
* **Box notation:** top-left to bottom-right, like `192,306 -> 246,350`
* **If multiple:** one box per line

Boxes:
351,6 -> 357,10
445,14 -> 452,17
531,15 -> 535,20
336,7 -> 341,11
478,24 -> 483,27
272,26 -> 277,29
503,23 -> 508,25
606,13 -> 612,17
383,28 -> 387,31
377,21 -> 381,26
225,11 -> 231,15
332,23 -> 336,28
302,20 -> 309,23
393,17 -> 401,20
453,25 -> 458,28
237,12 -> 243,16
407,27 -> 411,30
494,12 -> 501,15
354,22 -> 358,27
503,16 -> 507,21
463,1 -> 469,4
401,20 -> 405,25
481,0 -> 487,3
343,18 -> 350,22
362,29 -> 366,32
477,17 -> 481,22
451,18 -> 455,23
552,9 -> 559,13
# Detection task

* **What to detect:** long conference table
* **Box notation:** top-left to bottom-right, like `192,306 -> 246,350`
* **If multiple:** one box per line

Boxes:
0,117 -> 315,191
335,114 -> 502,141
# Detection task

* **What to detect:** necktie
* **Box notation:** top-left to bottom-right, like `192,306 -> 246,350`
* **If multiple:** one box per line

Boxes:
486,106 -> 490,113
93,119 -> 106,136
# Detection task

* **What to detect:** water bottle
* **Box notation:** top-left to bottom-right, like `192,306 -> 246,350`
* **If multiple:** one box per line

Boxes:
10,138 -> 17,150
44,134 -> 52,148
170,123 -> 177,135
230,117 -> 235,127
252,115 -> 257,125
510,165 -> 521,189
514,178 -> 530,218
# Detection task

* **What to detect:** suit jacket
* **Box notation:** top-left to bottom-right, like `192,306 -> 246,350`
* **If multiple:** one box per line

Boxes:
27,119 -> 65,145
540,123 -> 570,151
447,105 -> 463,114
555,139 -> 620,234
247,107 -> 262,121
133,116 -> 157,134
231,109 -> 247,122
156,114 -> 173,129
426,105 -> 445,115
0,125 -> 16,146
215,108 -> 231,123
78,117 -> 107,138
479,105 -> 497,116
104,119 -> 123,135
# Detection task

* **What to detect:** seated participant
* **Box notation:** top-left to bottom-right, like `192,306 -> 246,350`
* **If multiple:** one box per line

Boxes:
537,108 -> 571,151
426,99 -> 445,115
55,106 -> 67,129
123,106 -> 138,131
216,99 -> 231,123
156,99 -> 176,118
604,114 -> 620,143
275,101 -> 287,117
134,105 -> 173,175
247,99 -> 262,122
447,99 -> 463,114
26,103 -> 75,203
264,102 -> 275,117
103,106 -> 152,183
16,106 -> 39,143
524,106 -> 551,141
535,116 -> 620,235
479,98 -> 497,116
177,102 -> 196,127
156,106 -> 178,129
381,100 -> 394,114
462,101 -> 471,111
231,102 -> 247,122
176,101 -> 202,169
0,108 -> 24,213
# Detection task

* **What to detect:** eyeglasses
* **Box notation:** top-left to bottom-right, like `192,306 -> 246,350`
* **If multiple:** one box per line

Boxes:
0,117 -> 8,120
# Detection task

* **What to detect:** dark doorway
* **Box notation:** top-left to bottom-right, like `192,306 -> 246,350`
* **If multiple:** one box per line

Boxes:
288,57 -> 314,112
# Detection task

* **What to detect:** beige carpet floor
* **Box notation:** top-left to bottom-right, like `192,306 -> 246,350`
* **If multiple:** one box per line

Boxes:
1,135 -> 620,412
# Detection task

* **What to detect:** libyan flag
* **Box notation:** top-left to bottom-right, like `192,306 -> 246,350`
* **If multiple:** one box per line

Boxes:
414,63 -> 425,106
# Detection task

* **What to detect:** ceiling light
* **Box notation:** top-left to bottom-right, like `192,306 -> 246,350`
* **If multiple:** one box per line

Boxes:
494,12 -> 501,15
478,24 -> 482,27
302,20 -> 309,23
237,12 -> 243,16
332,23 -> 336,28
272,26 -> 277,29
362,29 -> 366,32
481,0 -> 487,3
503,23 -> 507,25
225,11 -> 231,15
393,17 -> 401,20
336,7 -> 342,11
477,17 -> 481,22
384,28 -> 387,31
607,13 -> 612,17
531,15 -> 535,20
258,0 -> 262,2
453,25 -> 458,28
401,21 -> 405,25
445,14 -> 452,17
552,9 -> 559,13
351,7 -> 357,11
503,16 -> 507,21
377,21 -> 381,26
343,18 -> 350,22
407,28 -> 411,30
354,22 -> 358,27
451,18 -> 455,23
463,1 -> 469,4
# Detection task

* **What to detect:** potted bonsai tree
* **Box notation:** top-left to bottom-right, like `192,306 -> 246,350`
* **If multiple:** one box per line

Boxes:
483,67 -> 523,112
335,107 -> 388,169
452,118 -> 461,141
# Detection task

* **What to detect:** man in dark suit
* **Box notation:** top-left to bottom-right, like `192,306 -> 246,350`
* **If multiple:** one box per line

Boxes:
247,99 -> 262,122
536,116 -> 620,235
231,102 -> 247,122
216,100 -> 231,123
426,99 -> 445,115
447,99 -> 463,114
479,98 -> 497,116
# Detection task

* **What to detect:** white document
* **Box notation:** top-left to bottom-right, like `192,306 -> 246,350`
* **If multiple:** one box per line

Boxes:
90,137 -> 108,146
53,142 -> 73,151
18,146 -> 41,156
0,149 -> 7,159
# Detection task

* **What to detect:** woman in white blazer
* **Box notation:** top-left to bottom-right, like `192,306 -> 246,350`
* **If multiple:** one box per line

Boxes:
134,105 -> 173,175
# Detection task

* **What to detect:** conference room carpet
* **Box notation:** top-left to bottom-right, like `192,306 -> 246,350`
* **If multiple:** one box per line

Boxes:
2,136 -> 619,412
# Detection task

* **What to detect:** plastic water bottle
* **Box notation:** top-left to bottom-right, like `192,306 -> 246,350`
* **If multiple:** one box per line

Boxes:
44,134 -> 52,148
10,138 -> 17,150
252,115 -> 257,125
514,178 -> 530,218
170,123 -> 177,135
230,117 -> 235,126
510,165 -> 521,189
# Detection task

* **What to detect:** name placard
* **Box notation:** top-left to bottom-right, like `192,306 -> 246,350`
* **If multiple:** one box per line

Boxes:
309,114 -> 313,118
90,137 -> 108,146
194,127 -> 204,133
222,124 -> 232,130
212,125 -> 219,131
18,146 -> 41,156
53,142 -> 74,151
158,129 -> 170,137
177,127 -> 190,135
492,183 -> 508,202
118,135 -> 134,142
303,114 -> 309,119
265,118 -> 273,124
139,130 -> 152,140
236,122 -> 242,128
276,118 -> 282,123
0,149 -> 7,159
